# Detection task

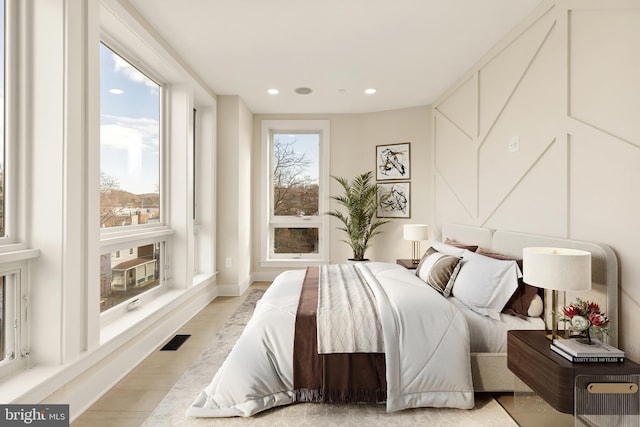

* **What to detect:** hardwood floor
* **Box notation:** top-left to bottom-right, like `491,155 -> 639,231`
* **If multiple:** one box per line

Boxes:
72,282 -> 574,426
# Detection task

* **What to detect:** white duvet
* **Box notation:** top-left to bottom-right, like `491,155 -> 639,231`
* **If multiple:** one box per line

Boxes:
187,262 -> 474,417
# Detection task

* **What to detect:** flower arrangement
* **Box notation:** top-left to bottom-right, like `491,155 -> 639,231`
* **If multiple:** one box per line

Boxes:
559,298 -> 609,343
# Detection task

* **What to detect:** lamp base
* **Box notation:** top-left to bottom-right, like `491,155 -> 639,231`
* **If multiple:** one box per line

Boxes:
545,289 -> 568,341
411,241 -> 422,265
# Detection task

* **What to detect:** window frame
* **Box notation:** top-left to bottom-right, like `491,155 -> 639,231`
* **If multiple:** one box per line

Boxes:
0,0 -> 18,248
261,120 -> 330,266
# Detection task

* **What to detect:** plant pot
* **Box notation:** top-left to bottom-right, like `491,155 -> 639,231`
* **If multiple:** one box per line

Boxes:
346,259 -> 370,264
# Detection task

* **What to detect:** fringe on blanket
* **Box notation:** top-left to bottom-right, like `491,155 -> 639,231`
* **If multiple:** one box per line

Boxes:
293,388 -> 387,404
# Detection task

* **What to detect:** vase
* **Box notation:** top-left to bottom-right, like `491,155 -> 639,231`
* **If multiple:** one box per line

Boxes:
575,328 -> 594,345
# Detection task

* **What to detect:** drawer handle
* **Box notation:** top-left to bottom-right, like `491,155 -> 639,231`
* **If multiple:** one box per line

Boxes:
587,383 -> 639,394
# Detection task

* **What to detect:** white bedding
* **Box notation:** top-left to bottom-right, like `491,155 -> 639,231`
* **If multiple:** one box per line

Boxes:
448,297 -> 544,353
187,262 -> 474,417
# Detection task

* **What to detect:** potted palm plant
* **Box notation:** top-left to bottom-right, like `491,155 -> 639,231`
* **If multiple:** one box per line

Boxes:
327,171 -> 389,261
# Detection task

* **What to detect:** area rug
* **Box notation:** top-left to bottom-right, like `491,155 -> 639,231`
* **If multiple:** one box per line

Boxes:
143,289 -> 518,427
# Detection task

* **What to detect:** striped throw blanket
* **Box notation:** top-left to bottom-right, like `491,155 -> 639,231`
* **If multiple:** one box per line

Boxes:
317,264 -> 384,354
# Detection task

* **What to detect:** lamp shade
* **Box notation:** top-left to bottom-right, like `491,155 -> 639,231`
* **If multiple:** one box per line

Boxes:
522,247 -> 592,291
403,224 -> 429,241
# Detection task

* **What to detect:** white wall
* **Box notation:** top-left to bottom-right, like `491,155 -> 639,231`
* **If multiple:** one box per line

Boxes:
216,96 -> 253,294
432,0 -> 640,360
251,106 -> 432,280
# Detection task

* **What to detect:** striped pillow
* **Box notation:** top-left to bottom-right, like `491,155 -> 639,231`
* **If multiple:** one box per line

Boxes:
415,247 -> 462,295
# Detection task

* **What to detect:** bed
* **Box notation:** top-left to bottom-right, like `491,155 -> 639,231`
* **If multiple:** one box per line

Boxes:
187,224 -> 618,416
440,224 -> 618,391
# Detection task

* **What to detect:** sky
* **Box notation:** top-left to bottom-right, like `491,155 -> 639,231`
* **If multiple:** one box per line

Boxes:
273,133 -> 319,182
100,43 -> 159,195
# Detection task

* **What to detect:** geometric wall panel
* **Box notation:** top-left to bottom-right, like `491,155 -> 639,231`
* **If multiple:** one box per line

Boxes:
478,22 -> 562,221
479,9 -> 555,138
435,75 -> 477,139
434,115 -> 477,216
434,174 -> 476,227
569,9 -> 640,147
483,139 -> 566,237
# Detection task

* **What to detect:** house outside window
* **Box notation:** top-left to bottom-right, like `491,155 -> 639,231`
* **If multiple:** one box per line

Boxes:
261,120 -> 330,266
100,243 -> 160,312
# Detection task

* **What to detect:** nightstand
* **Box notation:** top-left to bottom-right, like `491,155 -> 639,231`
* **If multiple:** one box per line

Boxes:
396,259 -> 418,270
507,330 -> 640,414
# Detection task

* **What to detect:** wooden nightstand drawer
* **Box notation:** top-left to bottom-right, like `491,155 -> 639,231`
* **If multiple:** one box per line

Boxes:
507,330 -> 640,414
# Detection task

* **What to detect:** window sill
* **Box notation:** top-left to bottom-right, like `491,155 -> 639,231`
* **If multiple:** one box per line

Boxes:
99,226 -> 175,252
260,259 -> 329,268
0,247 -> 40,264
193,272 -> 217,287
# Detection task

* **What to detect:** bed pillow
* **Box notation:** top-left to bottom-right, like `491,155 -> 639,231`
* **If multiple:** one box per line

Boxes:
431,240 -> 466,257
475,248 -> 542,320
444,238 -> 479,253
451,250 -> 521,320
415,247 -> 462,295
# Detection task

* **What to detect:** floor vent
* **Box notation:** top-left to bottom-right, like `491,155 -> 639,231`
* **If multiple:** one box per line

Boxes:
160,334 -> 191,351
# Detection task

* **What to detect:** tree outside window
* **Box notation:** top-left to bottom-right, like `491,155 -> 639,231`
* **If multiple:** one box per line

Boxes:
272,134 -> 319,254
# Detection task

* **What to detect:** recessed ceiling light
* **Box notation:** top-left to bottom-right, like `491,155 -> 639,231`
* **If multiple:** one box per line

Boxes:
267,88 -> 279,95
295,87 -> 313,95
364,88 -> 377,95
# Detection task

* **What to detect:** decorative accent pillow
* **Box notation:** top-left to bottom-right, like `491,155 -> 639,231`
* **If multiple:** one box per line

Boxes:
475,248 -> 542,319
415,247 -> 462,295
451,250 -> 521,320
527,294 -> 544,317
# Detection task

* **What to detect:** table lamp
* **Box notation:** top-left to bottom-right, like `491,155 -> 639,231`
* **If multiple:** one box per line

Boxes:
403,224 -> 429,264
523,247 -> 591,340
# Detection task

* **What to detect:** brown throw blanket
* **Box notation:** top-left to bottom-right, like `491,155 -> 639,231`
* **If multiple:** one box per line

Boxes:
293,266 -> 387,404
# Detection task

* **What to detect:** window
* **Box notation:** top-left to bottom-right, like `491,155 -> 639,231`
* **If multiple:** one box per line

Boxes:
100,243 -> 161,312
192,108 -> 197,221
0,276 -> 12,363
99,41 -> 166,313
0,269 -> 25,377
99,42 -> 160,229
261,120 -> 330,265
0,0 -> 5,238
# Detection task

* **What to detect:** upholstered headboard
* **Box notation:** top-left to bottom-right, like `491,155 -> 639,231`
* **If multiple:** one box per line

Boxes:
441,224 -> 619,346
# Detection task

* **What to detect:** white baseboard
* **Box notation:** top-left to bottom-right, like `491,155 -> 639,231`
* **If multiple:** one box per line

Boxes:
216,275 -> 252,296
250,271 -> 280,282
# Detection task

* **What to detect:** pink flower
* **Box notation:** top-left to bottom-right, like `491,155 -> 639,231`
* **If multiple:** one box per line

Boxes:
589,312 -> 609,328
562,304 -> 579,319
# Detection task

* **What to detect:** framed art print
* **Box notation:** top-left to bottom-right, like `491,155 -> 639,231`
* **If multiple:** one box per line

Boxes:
376,142 -> 410,181
376,182 -> 410,218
